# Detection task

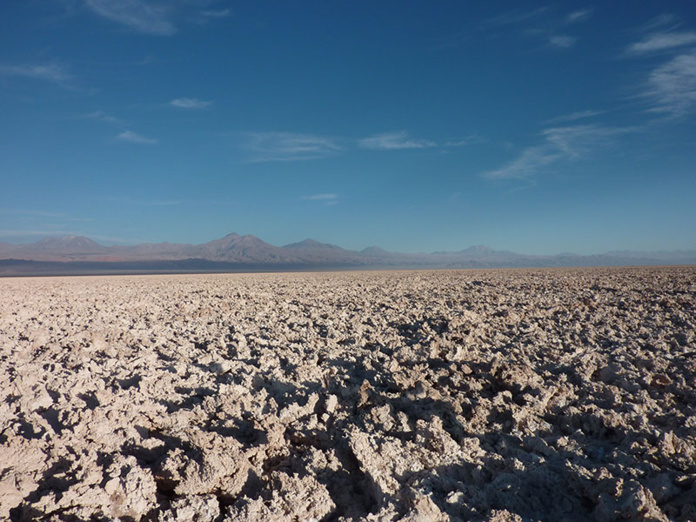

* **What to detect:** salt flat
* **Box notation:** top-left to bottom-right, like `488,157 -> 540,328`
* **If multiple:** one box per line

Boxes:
1,267 -> 695,521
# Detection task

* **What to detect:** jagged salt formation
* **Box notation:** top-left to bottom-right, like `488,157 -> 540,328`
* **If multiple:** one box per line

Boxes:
1,267 -> 695,521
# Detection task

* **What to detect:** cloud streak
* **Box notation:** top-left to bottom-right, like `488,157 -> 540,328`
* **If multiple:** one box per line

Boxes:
0,209 -> 66,218
483,124 -> 631,180
106,196 -> 180,206
637,14 -> 679,32
0,229 -> 82,239
482,7 -> 549,28
303,193 -> 337,201
482,7 -> 588,51
170,97 -> 214,109
545,110 -> 604,124
82,111 -> 124,125
359,131 -> 436,150
540,125 -> 630,157
444,135 -> 481,147
117,130 -> 158,144
244,132 -> 341,162
566,10 -> 592,24
303,193 -> 338,206
84,0 -> 176,35
201,9 -> 230,19
549,35 -> 576,48
0,62 -> 72,85
483,146 -> 561,181
644,51 -> 696,116
627,31 -> 696,54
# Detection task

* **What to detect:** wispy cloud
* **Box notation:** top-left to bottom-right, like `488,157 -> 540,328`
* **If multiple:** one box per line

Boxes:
82,110 -> 124,125
201,9 -> 230,19
482,7 -> 549,28
244,132 -> 341,162
0,209 -> 93,230
83,1 -> 230,34
303,193 -> 338,205
444,135 -> 481,147
0,209 -> 66,218
644,51 -> 696,116
303,193 -> 337,201
483,124 -> 631,180
0,62 -> 73,85
540,125 -> 630,157
545,109 -> 604,124
635,14 -> 679,33
549,35 -> 577,48
483,146 -> 562,180
84,0 -> 176,35
116,130 -> 158,144
566,10 -> 593,24
359,131 -> 436,150
627,31 -> 696,54
483,7 -> 586,50
107,196 -> 179,206
0,229 -> 81,240
170,97 -> 213,109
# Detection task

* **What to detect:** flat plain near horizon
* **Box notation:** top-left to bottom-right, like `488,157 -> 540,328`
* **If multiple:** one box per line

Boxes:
1,267 -> 695,521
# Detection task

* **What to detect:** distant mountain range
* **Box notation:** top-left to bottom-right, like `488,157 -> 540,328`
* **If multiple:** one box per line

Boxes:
0,233 -> 694,276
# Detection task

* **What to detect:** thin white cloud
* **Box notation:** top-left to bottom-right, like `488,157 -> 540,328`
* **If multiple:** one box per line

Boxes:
117,130 -> 158,144
482,8 -> 585,50
107,196 -> 179,206
444,135 -> 481,147
303,194 -> 337,201
0,209 -> 93,228
636,14 -> 679,33
0,62 -> 72,84
549,35 -> 577,48
84,0 -> 176,35
83,111 -> 124,125
64,216 -> 94,223
482,7 -> 549,28
359,131 -> 436,150
545,110 -> 604,124
245,132 -> 341,162
303,194 -> 338,206
644,51 -> 696,116
540,125 -> 630,157
483,146 -> 561,180
566,10 -> 592,24
0,209 -> 66,218
202,9 -> 230,19
483,124 -> 631,180
627,31 -> 696,54
0,229 -> 81,239
170,97 -> 214,109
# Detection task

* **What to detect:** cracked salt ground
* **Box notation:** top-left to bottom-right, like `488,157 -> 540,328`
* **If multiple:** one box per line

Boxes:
0,267 -> 695,521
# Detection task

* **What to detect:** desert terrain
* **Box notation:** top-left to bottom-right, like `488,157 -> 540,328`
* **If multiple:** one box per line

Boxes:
1,267 -> 695,521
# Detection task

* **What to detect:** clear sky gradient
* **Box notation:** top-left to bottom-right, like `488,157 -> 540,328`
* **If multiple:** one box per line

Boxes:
1,1 -> 695,254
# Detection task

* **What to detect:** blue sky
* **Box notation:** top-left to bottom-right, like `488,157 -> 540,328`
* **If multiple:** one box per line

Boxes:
1,1 -> 695,254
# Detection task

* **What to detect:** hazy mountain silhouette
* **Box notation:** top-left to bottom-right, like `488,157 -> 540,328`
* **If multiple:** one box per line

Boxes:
188,233 -> 289,263
283,238 -> 363,263
284,238 -> 347,252
0,233 -> 694,275
361,246 -> 391,256
2,235 -> 110,261
115,241 -> 195,260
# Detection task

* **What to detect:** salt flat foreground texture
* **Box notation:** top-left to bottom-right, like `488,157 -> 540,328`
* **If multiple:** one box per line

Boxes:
1,268 -> 695,521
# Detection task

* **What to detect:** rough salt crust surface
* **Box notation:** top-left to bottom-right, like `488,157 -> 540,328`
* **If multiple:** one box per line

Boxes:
1,267 -> 695,521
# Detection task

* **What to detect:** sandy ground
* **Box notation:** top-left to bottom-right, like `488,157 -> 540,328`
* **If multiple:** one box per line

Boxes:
1,267 -> 695,521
